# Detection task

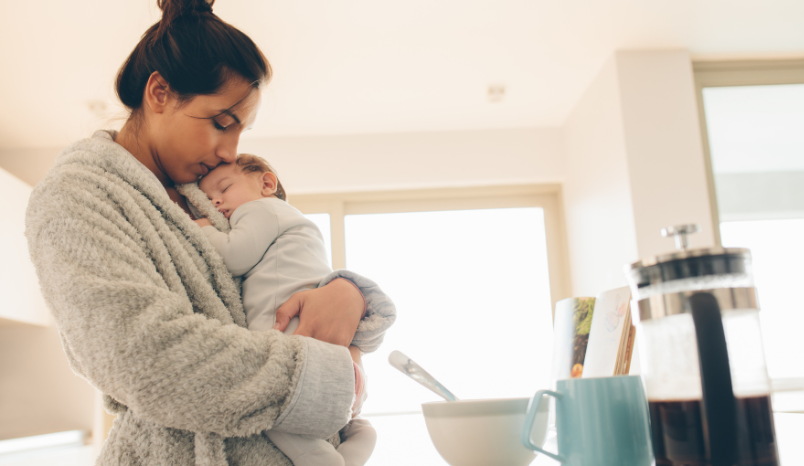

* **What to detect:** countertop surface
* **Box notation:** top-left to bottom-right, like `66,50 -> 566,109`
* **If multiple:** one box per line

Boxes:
0,412 -> 800,465
364,411 -> 804,466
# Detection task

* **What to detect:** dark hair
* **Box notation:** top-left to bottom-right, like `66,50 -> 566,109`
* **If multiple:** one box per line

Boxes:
116,0 -> 271,113
236,154 -> 287,201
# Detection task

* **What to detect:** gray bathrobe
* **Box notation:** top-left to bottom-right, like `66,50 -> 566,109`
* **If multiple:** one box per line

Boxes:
25,131 -> 396,466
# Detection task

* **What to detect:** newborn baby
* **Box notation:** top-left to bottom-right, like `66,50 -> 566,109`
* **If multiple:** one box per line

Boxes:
194,154 -> 376,466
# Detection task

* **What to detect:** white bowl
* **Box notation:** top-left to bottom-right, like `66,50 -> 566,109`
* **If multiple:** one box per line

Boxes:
422,397 -> 549,466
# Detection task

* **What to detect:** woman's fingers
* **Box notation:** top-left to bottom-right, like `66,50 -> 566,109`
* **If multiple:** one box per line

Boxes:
274,294 -> 302,332
282,279 -> 363,347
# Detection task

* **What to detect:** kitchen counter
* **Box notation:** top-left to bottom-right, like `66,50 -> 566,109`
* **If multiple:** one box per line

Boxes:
364,412 -> 804,465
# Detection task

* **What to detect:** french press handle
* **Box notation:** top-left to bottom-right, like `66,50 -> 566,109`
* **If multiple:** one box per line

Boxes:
689,293 -> 738,466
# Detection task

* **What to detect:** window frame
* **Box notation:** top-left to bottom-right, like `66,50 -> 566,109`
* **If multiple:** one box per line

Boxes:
289,183 -> 571,315
693,58 -> 804,246
693,59 -> 804,402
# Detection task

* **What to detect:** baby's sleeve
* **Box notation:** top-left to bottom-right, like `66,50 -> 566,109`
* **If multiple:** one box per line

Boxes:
202,201 -> 280,277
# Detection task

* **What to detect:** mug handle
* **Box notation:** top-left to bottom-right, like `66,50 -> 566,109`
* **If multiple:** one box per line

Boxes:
521,389 -> 565,463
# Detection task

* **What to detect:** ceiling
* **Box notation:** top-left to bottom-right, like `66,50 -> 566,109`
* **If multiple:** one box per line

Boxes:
2,0 -> 804,149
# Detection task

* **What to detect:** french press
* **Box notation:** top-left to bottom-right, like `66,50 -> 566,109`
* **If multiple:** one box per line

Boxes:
625,225 -> 779,466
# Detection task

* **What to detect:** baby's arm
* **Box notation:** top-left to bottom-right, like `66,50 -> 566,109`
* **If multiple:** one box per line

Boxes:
196,202 -> 281,277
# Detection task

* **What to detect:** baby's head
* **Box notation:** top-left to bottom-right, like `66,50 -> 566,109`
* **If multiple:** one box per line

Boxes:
199,154 -> 286,219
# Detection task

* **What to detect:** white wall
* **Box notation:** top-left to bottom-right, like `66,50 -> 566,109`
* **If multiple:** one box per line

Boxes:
239,127 -> 565,194
562,50 -> 717,297
562,58 -> 639,297
616,50 -> 716,257
0,147 -> 59,188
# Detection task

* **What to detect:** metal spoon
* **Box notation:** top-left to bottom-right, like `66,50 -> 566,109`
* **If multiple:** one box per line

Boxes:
388,350 -> 459,402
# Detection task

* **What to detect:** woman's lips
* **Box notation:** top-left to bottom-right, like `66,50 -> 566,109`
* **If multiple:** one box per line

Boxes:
199,164 -> 209,176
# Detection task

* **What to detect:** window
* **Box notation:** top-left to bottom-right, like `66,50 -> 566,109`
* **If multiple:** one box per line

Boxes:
297,186 -> 569,465
696,60 -> 804,411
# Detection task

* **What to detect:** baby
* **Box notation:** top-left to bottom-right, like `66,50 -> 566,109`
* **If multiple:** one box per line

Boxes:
194,154 -> 376,466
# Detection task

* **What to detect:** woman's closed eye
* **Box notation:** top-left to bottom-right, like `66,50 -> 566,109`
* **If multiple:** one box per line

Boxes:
213,120 -> 228,132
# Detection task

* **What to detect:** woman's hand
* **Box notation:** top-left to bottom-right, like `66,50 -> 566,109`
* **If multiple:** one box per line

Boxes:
274,278 -> 365,347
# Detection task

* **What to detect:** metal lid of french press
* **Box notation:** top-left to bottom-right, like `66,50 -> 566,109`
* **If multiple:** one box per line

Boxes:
626,224 -> 757,323
626,224 -> 752,291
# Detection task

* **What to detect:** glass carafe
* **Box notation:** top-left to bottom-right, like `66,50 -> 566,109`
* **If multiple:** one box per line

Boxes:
625,225 -> 779,466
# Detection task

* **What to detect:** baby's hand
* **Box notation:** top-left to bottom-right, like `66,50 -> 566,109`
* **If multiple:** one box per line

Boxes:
194,218 -> 212,228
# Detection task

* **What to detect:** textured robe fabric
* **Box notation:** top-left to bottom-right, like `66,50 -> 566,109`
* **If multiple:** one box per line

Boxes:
25,131 -> 396,466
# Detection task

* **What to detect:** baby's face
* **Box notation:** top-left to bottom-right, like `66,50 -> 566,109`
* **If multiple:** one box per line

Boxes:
198,163 -> 263,219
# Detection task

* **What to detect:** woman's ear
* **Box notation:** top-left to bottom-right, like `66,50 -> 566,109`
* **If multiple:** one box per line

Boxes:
260,172 -> 278,197
143,71 -> 171,114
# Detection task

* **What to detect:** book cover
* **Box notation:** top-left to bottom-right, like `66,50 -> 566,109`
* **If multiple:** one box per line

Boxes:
551,297 -> 596,380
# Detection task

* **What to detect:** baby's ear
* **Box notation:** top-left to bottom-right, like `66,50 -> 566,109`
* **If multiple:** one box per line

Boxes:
260,171 -> 278,196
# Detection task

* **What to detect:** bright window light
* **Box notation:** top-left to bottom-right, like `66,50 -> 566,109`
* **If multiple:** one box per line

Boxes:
0,430 -> 86,455
345,208 -> 554,414
345,207 -> 554,465
720,220 -> 804,380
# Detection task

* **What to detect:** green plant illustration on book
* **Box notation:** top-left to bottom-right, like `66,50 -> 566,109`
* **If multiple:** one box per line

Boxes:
571,297 -> 595,378
552,296 -> 596,380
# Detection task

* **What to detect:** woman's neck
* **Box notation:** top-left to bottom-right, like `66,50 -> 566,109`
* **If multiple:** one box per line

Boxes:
116,121 -> 171,188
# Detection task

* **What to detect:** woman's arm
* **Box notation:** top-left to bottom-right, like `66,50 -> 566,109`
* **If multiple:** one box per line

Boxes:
273,271 -> 396,353
274,278 -> 365,347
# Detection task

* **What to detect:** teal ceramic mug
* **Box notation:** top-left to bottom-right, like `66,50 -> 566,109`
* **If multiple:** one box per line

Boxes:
521,375 -> 653,466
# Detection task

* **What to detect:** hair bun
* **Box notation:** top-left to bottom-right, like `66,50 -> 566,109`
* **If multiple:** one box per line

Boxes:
156,0 -> 215,39
157,0 -> 214,14
192,0 -> 214,14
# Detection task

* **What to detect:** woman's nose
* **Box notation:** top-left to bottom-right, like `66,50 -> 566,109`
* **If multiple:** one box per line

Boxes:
217,133 -> 240,163
218,151 -> 236,164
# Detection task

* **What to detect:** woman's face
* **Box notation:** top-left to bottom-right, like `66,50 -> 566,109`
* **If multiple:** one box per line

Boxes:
152,77 -> 261,185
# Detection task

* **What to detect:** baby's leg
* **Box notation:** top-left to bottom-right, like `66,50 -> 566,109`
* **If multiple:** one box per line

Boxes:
266,430 -> 344,466
337,419 -> 377,466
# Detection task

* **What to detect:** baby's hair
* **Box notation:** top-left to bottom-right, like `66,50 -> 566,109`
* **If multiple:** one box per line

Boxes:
235,154 -> 287,201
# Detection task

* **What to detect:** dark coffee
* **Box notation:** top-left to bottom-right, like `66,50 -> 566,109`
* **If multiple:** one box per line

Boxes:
648,396 -> 779,466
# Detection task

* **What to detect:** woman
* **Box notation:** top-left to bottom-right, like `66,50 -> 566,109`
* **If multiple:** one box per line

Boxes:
24,1 -> 395,465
